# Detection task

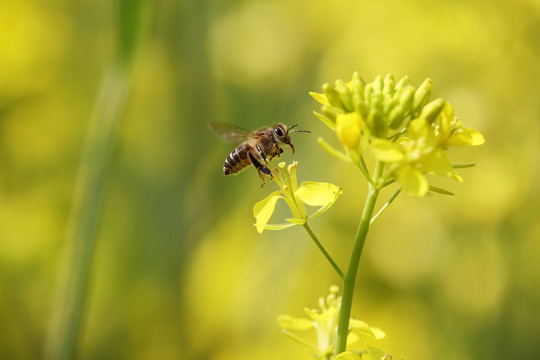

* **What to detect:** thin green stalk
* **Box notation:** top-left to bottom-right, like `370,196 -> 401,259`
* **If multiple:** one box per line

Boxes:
303,223 -> 344,279
43,65 -> 131,360
370,187 -> 401,226
44,3 -> 150,358
334,161 -> 383,358
354,159 -> 374,186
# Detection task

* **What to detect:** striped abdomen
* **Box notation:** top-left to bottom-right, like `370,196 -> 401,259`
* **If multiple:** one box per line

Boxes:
224,143 -> 254,175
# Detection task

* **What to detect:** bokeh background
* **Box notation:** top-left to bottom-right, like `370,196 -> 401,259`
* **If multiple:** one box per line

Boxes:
1,0 -> 539,359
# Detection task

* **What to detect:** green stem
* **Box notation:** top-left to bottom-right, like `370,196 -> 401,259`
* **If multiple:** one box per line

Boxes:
334,161 -> 383,358
43,65 -> 132,360
370,187 -> 401,226
303,223 -> 344,279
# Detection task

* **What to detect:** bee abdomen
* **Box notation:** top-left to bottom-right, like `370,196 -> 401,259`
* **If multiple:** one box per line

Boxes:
224,144 -> 252,175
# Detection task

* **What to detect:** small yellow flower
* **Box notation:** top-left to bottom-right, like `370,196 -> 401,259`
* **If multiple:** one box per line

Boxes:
253,162 -> 342,233
277,286 -> 385,358
435,102 -> 485,147
371,101 -> 484,197
336,113 -> 363,150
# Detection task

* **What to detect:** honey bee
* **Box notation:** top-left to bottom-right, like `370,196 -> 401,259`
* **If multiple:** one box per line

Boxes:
209,122 -> 310,186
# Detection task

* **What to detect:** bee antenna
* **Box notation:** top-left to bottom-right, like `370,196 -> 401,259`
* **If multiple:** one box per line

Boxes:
287,124 -> 311,134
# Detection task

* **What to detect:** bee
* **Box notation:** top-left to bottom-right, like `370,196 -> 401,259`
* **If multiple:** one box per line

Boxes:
209,122 -> 310,186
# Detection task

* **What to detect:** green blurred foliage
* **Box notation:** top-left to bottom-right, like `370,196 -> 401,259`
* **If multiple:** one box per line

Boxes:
1,0 -> 539,359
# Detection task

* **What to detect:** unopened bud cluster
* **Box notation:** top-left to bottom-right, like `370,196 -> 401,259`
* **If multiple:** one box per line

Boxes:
310,73 -> 485,196
311,73 -> 439,141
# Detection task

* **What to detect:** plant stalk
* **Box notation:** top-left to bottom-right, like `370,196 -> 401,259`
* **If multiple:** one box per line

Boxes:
334,161 -> 383,357
43,65 -> 131,360
303,223 -> 344,279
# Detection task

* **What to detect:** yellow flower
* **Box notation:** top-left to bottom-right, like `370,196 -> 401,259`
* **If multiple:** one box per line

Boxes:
277,286 -> 385,358
253,162 -> 342,233
336,113 -> 363,150
435,102 -> 485,147
369,101 -> 485,196
371,117 -> 457,197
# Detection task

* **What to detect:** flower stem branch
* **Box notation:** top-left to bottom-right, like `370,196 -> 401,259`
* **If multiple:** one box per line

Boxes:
354,159 -> 374,186
303,223 -> 344,279
334,161 -> 384,357
370,187 -> 401,226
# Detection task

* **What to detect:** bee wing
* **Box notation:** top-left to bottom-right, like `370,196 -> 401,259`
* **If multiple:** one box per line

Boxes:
208,121 -> 251,144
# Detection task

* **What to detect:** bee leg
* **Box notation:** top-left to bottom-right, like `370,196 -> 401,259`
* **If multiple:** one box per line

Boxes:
256,145 -> 268,163
248,151 -> 272,187
269,147 -> 283,161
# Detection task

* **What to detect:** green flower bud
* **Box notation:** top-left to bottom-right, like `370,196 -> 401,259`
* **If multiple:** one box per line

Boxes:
397,86 -> 415,112
419,97 -> 445,123
335,79 -> 354,112
353,93 -> 367,116
388,104 -> 406,129
366,108 -> 387,138
413,78 -> 432,113
323,83 -> 344,109
395,75 -> 410,90
370,92 -> 384,114
321,105 -> 344,121
352,72 -> 366,95
383,95 -> 398,115
364,83 -> 373,105
372,74 -> 383,93
383,74 -> 395,96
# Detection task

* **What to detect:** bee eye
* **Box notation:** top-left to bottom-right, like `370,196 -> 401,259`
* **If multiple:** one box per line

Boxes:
274,127 -> 284,137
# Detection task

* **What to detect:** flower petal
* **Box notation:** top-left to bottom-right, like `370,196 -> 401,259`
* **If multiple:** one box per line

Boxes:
314,111 -> 336,131
277,314 -> 314,330
263,223 -> 297,231
367,345 -> 390,360
253,191 -> 283,233
286,218 -> 306,225
304,307 -> 336,322
349,319 -> 386,340
309,91 -> 330,106
296,181 -> 342,207
420,148 -> 453,176
447,127 -> 485,146
335,351 -> 362,360
397,165 -> 429,197
371,139 -> 405,162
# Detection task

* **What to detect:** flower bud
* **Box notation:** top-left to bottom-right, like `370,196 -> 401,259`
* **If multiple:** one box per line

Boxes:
383,73 -> 395,96
321,105 -> 343,121
335,79 -> 354,112
370,92 -> 384,114
389,104 -> 406,129
336,112 -> 363,150
364,83 -> 374,104
352,93 -> 367,115
366,108 -> 387,137
419,98 -> 445,123
372,74 -> 383,93
323,83 -> 344,109
352,72 -> 365,96
383,96 -> 398,115
413,78 -> 432,113
395,75 -> 410,90
397,86 -> 415,112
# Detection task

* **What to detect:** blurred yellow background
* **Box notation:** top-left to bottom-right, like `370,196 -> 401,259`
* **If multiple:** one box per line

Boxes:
1,0 -> 539,359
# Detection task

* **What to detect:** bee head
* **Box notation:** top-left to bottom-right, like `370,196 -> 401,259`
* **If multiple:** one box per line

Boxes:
273,123 -> 311,154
